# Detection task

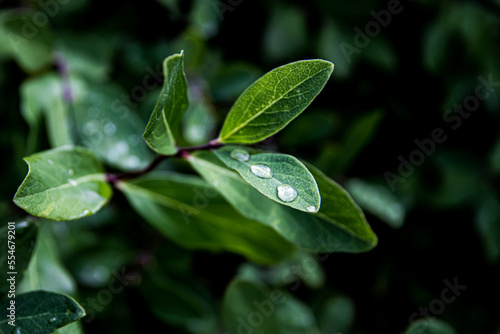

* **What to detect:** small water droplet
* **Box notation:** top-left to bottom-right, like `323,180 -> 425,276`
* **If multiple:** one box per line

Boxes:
277,184 -> 298,202
48,159 -> 54,165
250,164 -> 273,179
67,179 -> 77,186
68,169 -> 74,176
103,122 -> 116,136
306,206 -> 316,213
15,328 -> 21,334
230,149 -> 250,162
82,209 -> 90,216
213,180 -> 219,187
49,317 -> 57,323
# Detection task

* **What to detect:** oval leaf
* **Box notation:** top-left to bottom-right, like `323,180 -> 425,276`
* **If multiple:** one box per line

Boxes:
118,172 -> 296,265
218,59 -> 334,144
13,146 -> 112,221
0,290 -> 85,334
188,151 -> 377,253
143,51 -> 189,155
214,146 -> 320,213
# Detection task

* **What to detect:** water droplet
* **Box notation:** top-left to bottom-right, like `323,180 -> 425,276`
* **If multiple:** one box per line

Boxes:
68,169 -> 74,176
103,122 -> 116,136
67,179 -> 77,186
230,149 -> 250,162
82,209 -> 90,216
49,317 -> 57,323
306,206 -> 316,213
277,184 -> 298,202
250,164 -> 273,179
15,327 -> 21,334
213,180 -> 219,187
48,159 -> 54,165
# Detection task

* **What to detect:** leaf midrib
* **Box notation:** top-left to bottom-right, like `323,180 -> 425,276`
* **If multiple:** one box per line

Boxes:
15,173 -> 105,201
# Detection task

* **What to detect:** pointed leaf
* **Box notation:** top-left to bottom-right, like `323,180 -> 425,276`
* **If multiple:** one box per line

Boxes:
118,172 -> 296,264
188,152 -> 377,252
143,51 -> 189,154
214,146 -> 320,213
218,59 -> 333,144
0,290 -> 85,334
13,146 -> 113,221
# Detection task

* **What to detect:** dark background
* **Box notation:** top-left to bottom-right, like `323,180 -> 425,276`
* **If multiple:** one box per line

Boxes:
1,0 -> 499,333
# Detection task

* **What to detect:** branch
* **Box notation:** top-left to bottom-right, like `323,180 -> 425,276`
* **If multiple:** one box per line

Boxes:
106,140 -> 223,184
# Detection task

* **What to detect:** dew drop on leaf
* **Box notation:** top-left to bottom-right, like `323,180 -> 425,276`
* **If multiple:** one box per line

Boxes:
250,164 -> 273,179
67,179 -> 77,186
68,169 -> 74,175
277,184 -> 298,202
230,149 -> 250,162
306,206 -> 316,212
48,159 -> 54,165
15,328 -> 21,334
82,209 -> 90,216
49,317 -> 57,323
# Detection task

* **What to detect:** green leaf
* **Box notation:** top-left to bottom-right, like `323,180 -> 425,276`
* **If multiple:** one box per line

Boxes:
317,296 -> 355,334
72,81 -> 153,171
143,51 -> 189,155
222,279 -> 320,334
263,5 -> 307,61
218,59 -> 334,144
222,280 -> 280,334
0,290 -> 85,334
182,100 -> 216,145
0,221 -> 37,297
118,172 -> 296,264
13,146 -> 113,221
140,271 -> 217,334
345,178 -> 406,229
214,146 -> 320,213
188,151 -> 377,252
406,319 -> 457,334
18,223 -> 77,296
20,73 -> 80,148
0,10 -> 53,72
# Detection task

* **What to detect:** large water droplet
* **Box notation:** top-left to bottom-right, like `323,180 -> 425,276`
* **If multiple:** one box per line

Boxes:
67,179 -> 77,186
230,149 -> 250,162
103,122 -> 116,136
306,206 -> 316,213
49,317 -> 57,323
277,184 -> 298,202
251,164 -> 273,179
